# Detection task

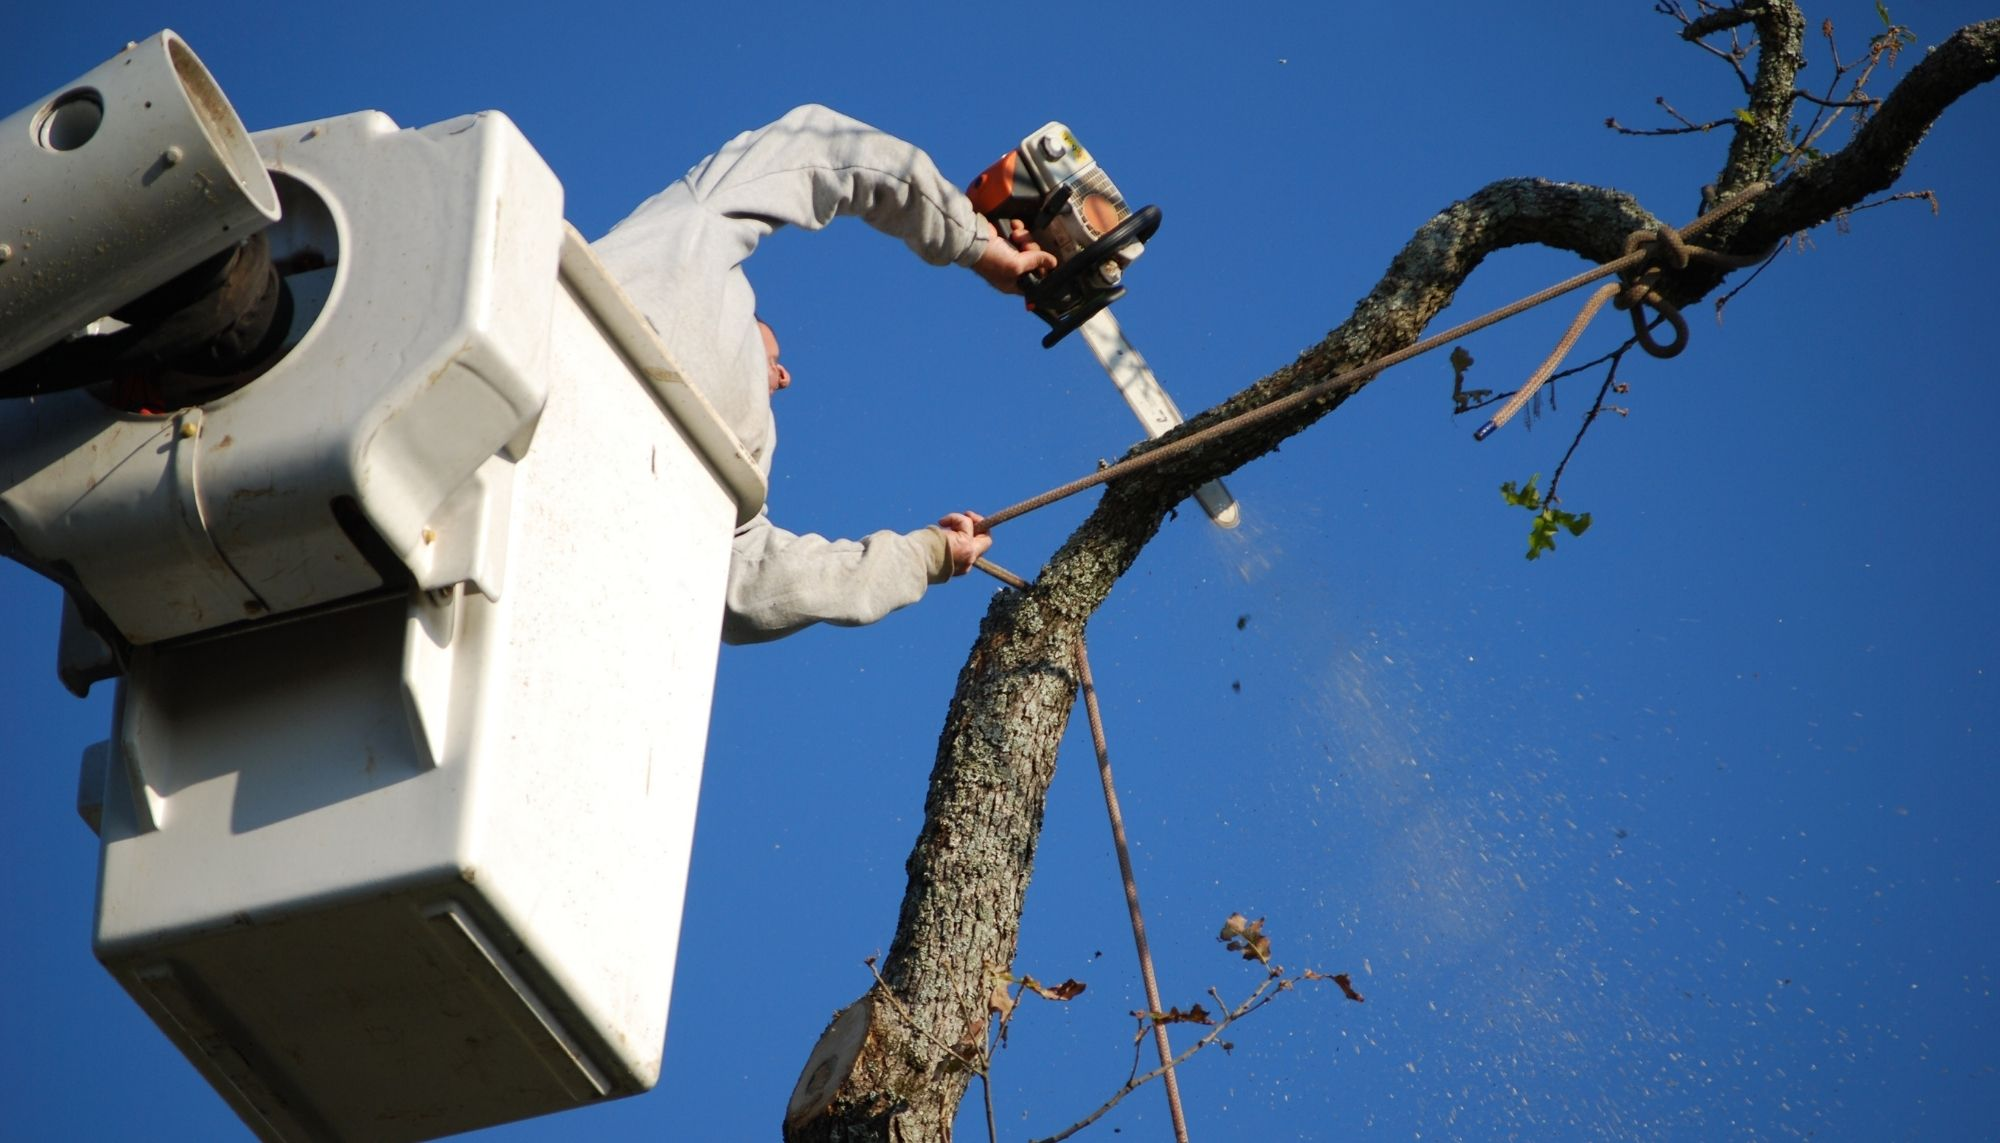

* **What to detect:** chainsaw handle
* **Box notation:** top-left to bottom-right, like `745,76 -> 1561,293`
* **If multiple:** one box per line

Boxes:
1023,205 -> 1161,347
1015,203 -> 1164,295
1041,204 -> 1162,295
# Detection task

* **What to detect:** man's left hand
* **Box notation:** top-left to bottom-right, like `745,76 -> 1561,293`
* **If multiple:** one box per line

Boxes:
937,511 -> 993,575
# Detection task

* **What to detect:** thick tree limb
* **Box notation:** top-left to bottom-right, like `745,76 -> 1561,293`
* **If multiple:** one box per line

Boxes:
782,11 -> 1998,1141
1714,0 -> 1809,197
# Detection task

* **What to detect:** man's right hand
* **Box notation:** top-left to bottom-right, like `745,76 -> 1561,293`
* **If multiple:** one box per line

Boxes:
936,511 -> 993,575
970,218 -> 1057,294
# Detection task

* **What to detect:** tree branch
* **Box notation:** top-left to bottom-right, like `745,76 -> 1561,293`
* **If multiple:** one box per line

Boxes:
1027,977 -> 1297,1143
1737,19 -> 2000,249
1716,0 -> 1809,197
1682,3 -> 1765,41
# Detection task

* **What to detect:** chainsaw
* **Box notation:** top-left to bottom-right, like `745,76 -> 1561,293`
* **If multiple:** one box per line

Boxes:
967,123 -> 1239,528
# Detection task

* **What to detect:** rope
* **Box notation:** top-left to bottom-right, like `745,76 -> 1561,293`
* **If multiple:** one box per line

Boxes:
974,557 -> 1191,1141
1076,635 -> 1191,1143
975,182 -> 1771,532
1474,216 -> 1773,438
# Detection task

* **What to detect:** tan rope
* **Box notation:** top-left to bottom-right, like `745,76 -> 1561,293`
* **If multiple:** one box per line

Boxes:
1476,217 -> 1773,438
977,182 -> 1771,531
1075,636 -> 1191,1143
973,557 -> 1191,1140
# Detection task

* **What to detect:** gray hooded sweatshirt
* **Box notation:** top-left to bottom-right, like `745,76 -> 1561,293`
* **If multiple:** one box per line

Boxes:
592,105 -> 990,644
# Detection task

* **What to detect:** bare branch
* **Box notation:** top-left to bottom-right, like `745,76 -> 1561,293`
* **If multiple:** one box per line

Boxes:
1459,341 -> 1639,422
1710,241 -> 1784,320
1793,88 -> 1878,110
1681,4 -> 1762,41
1723,19 -> 1998,254
1674,1 -> 1760,90
1028,973 -> 1310,1143
1609,117 -> 1734,137
1546,345 -> 1637,504
1832,187 -> 1939,233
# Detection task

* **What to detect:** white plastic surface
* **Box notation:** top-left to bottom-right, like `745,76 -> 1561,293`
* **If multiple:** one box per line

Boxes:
90,228 -> 740,1140
1,111 -> 573,643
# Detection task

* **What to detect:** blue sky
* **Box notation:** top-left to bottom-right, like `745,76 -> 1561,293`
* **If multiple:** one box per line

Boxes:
3,2 -> 1996,1140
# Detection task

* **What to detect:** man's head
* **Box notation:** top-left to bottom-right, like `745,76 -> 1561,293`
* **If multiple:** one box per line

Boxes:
757,320 -> 791,395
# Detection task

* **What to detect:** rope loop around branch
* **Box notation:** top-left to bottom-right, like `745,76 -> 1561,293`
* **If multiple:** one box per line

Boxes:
1476,185 -> 1774,439
1613,269 -> 1690,359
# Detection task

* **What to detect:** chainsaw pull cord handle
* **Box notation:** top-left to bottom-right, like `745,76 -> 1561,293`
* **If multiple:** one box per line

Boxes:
971,182 -> 1773,535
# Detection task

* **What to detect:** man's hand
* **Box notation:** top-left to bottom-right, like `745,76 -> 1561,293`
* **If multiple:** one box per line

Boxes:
937,511 -> 993,576
971,218 -> 1057,295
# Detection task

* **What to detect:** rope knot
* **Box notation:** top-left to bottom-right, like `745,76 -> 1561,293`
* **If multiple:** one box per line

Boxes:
1629,223 -> 1692,270
1473,181 -> 1772,441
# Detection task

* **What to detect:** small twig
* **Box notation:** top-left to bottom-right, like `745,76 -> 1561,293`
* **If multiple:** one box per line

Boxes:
982,1072 -> 997,1143
1606,116 -> 1733,137
1453,342 -> 1631,420
1712,242 -> 1784,321
1674,4 -> 1759,93
1456,389 -> 1512,413
1546,345 -> 1637,504
1124,1020 -> 1148,1084
1660,94 -> 1718,130
1822,13 -> 1849,72
1844,187 -> 1940,218
1791,89 -> 1878,110
1028,972 -> 1309,1143
863,957 -> 988,1080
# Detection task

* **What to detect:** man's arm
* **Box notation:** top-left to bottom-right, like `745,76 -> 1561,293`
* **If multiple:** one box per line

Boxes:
595,107 -> 1019,643
680,104 -> 1052,284
721,513 -> 969,645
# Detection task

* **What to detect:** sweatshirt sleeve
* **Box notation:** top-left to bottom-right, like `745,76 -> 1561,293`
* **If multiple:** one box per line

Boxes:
721,512 -> 953,645
681,103 -> 989,270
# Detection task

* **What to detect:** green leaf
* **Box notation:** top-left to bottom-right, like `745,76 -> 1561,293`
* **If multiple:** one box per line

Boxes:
1733,108 -> 1757,126
1526,511 -> 1559,560
1499,475 -> 1543,510
1875,0 -> 1892,28
1503,478 -> 1589,559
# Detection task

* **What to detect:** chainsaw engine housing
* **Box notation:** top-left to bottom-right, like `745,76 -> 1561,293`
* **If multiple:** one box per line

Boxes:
966,121 -> 1160,347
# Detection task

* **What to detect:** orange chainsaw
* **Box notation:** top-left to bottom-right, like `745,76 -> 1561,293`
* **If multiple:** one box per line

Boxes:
968,123 -> 1239,528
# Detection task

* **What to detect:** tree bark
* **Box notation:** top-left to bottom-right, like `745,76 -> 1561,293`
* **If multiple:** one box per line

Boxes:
783,10 -> 1999,1140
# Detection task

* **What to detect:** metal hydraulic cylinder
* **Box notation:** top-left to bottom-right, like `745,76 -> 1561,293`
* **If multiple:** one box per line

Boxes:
0,31 -> 279,374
